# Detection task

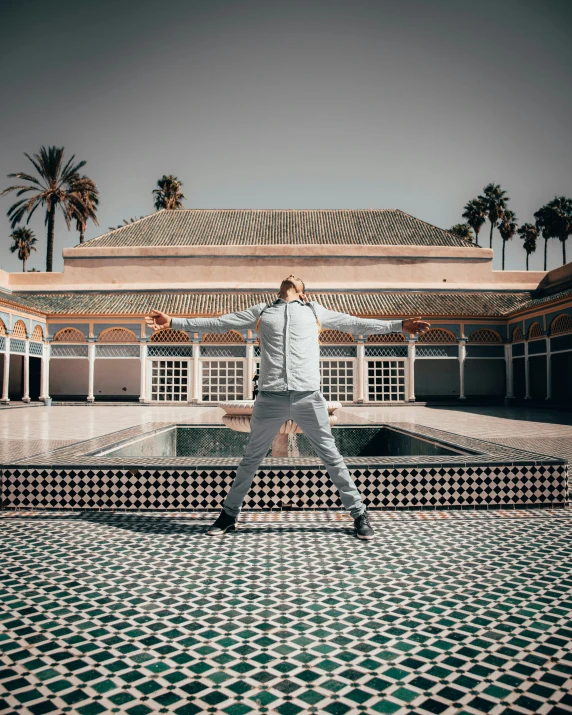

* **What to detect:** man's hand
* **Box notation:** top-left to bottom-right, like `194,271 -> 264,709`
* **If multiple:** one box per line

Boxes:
402,316 -> 431,337
145,309 -> 172,331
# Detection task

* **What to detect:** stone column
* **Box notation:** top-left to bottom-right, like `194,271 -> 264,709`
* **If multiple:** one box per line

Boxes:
139,340 -> 148,403
245,340 -> 255,400
1,335 -> 10,404
407,338 -> 416,402
504,343 -> 514,399
524,340 -> 531,400
356,338 -> 366,403
458,338 -> 467,400
87,340 -> 96,403
545,333 -> 551,401
22,339 -> 30,403
191,339 -> 201,403
40,341 -> 51,403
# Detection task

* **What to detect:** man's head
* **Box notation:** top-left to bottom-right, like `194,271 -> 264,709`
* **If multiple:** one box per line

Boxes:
279,274 -> 305,299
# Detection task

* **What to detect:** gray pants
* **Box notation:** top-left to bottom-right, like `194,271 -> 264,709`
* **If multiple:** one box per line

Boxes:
223,390 -> 366,519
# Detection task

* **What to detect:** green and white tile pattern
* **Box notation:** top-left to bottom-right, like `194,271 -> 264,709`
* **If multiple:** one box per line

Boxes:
1,510 -> 572,715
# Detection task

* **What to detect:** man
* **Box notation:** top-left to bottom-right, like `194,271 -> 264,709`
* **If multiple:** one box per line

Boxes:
146,276 -> 430,540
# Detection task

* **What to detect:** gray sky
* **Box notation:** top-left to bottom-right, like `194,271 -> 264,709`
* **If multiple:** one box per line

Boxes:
1,0 -> 571,274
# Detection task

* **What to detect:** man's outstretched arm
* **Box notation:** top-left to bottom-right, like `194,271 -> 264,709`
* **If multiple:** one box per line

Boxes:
145,304 -> 265,336
311,303 -> 430,337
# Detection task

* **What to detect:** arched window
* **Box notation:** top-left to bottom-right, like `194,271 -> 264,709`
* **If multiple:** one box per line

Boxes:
367,332 -> 406,343
468,328 -> 502,343
53,327 -> 86,342
528,322 -> 543,339
550,314 -> 572,336
150,329 -> 190,343
99,327 -> 139,343
417,328 -> 456,344
31,325 -> 44,341
320,329 -> 354,343
0,319 -> 6,335
202,330 -> 244,343
12,320 -> 27,338
511,326 -> 523,342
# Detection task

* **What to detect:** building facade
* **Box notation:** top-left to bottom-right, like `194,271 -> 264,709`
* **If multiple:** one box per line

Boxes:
1,209 -> 571,405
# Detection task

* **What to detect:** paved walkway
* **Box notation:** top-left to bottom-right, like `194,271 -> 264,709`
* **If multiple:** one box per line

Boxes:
1,403 -> 571,465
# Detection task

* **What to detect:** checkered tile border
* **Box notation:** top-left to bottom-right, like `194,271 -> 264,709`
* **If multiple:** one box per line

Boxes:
1,462 -> 567,510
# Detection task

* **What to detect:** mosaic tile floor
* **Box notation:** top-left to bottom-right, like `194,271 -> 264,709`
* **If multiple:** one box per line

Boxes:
1,510 -> 572,715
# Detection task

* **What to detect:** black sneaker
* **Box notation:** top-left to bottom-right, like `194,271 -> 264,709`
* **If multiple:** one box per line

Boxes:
354,511 -> 374,540
207,509 -> 238,536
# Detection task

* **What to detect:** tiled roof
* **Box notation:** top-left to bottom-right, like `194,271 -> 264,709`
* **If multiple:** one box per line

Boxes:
11,290 -> 534,317
76,209 -> 475,248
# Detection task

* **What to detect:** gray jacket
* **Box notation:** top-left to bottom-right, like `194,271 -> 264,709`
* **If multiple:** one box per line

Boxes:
172,299 -> 403,391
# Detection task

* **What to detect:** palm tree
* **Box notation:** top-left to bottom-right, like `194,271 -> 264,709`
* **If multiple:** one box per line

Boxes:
462,198 -> 487,247
9,226 -> 37,272
68,175 -> 99,244
152,175 -> 185,210
1,146 -> 94,271
478,183 -> 510,250
449,223 -> 474,242
534,197 -> 572,267
497,209 -> 518,270
517,223 -> 538,270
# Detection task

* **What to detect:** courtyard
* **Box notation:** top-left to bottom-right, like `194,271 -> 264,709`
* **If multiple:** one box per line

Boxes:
1,404 -> 572,715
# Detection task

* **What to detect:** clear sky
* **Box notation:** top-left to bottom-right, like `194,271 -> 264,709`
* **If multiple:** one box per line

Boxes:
1,0 -> 571,274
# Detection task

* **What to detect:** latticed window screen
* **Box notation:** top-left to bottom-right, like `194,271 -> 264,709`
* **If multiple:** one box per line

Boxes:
417,328 -> 456,343
367,332 -> 406,343
150,329 -> 190,343
12,321 -> 27,338
320,360 -> 354,401
51,344 -> 88,358
201,360 -> 244,401
0,336 -> 5,352
31,325 -> 44,341
468,329 -> 502,343
0,319 -> 6,335
29,342 -> 43,356
511,326 -> 523,342
319,329 -> 354,343
202,330 -> 244,343
150,359 -> 189,401
365,345 -> 408,358
96,345 -> 140,358
528,323 -> 543,339
550,314 -> 572,335
99,328 -> 139,342
367,359 -> 406,402
53,327 -> 86,342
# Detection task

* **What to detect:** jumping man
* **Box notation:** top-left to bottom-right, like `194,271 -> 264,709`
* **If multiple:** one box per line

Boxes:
145,276 -> 430,540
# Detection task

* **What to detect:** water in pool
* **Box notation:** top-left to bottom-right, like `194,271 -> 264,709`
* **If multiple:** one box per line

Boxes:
96,425 -> 472,458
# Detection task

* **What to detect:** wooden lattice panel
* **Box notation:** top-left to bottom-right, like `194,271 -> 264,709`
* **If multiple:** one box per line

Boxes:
468,329 -> 502,343
550,314 -> 572,335
511,326 -> 523,342
0,319 -> 5,336
367,333 -> 406,343
528,322 -> 543,339
53,327 -> 86,343
99,328 -> 139,343
202,330 -> 243,343
417,328 -> 456,344
150,329 -> 190,343
12,320 -> 27,338
319,329 -> 354,344
31,325 -> 44,341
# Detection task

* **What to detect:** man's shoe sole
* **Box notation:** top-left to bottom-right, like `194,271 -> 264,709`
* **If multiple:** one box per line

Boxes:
355,532 -> 375,540
207,523 -> 238,536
